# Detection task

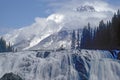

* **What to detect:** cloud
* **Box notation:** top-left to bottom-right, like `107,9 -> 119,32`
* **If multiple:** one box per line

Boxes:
52,0 -> 116,13
45,0 -> 117,29
8,0 -> 118,31
47,0 -> 115,11
3,0 -> 120,35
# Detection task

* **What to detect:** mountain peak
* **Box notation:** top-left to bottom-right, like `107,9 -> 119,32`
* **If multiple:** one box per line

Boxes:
76,5 -> 95,12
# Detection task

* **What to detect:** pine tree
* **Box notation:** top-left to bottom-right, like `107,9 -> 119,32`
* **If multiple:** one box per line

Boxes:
117,10 -> 120,48
76,29 -> 80,49
80,23 -> 93,49
71,30 -> 76,49
110,10 -> 120,49
7,42 -> 13,52
0,37 -> 14,52
80,10 -> 120,49
0,37 -> 7,52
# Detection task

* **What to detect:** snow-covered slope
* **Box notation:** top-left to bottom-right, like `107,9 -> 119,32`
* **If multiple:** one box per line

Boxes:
29,30 -> 72,50
4,14 -> 65,50
3,12 -> 84,50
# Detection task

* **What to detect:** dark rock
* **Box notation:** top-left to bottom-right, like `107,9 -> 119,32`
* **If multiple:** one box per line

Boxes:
36,52 -> 43,57
71,54 -> 88,80
117,52 -> 120,60
56,48 -> 65,51
0,72 -> 23,80
76,5 -> 95,12
109,50 -> 116,58
36,51 -> 50,58
44,51 -> 50,58
56,44 -> 65,52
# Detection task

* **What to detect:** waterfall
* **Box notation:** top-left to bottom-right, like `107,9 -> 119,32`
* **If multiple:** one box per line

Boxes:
0,50 -> 120,80
88,50 -> 120,80
89,59 -> 120,80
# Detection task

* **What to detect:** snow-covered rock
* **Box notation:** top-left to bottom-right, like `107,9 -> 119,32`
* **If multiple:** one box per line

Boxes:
29,30 -> 73,50
75,5 -> 95,12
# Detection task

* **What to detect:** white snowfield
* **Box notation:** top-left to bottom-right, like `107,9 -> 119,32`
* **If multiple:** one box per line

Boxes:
0,50 -> 120,80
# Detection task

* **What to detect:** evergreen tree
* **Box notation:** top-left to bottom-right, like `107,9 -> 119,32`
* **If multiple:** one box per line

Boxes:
76,29 -> 80,49
0,37 -> 7,52
80,23 -> 92,49
7,42 -> 13,52
110,10 -> 120,49
0,37 -> 14,52
71,30 -> 76,49
80,10 -> 120,49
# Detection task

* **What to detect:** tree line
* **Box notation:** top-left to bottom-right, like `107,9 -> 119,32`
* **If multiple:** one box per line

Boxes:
71,10 -> 120,50
0,37 -> 15,52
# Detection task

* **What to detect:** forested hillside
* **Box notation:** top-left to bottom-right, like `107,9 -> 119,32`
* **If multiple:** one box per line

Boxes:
79,10 -> 120,50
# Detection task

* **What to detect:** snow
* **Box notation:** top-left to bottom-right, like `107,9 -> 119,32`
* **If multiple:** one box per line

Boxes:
3,14 -> 65,50
23,34 -> 50,50
29,30 -> 72,50
47,14 -> 64,23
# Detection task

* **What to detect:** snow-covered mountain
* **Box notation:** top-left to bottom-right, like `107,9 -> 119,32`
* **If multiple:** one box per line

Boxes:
3,12 -> 84,51
4,14 -> 67,50
3,4 -> 114,51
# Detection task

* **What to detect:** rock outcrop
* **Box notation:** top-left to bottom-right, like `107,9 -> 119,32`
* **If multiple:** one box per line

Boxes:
117,52 -> 120,60
0,72 -> 22,80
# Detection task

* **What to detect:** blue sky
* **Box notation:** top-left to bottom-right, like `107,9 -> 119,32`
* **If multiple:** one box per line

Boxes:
0,0 -> 120,35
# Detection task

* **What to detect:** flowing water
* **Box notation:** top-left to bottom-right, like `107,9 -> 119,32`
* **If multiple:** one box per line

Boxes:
0,50 -> 119,80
